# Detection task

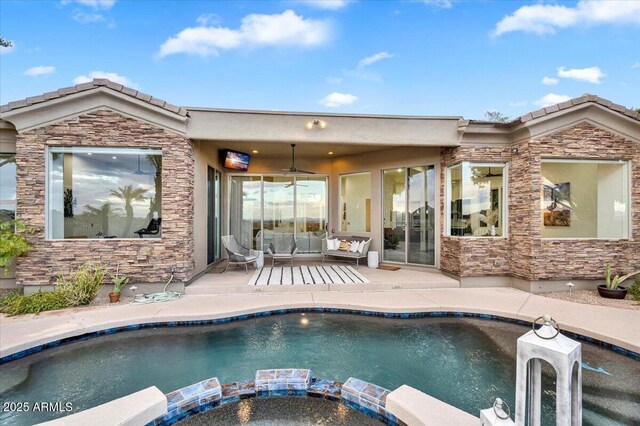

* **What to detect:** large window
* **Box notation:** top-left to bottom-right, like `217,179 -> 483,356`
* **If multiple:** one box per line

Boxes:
47,147 -> 162,239
229,175 -> 328,253
0,154 -> 16,223
340,172 -> 371,232
447,163 -> 506,237
541,160 -> 629,239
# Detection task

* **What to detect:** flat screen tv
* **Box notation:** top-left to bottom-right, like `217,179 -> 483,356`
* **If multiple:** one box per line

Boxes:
222,150 -> 250,171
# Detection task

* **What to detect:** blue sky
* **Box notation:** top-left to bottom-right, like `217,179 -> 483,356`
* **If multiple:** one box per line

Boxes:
1,0 -> 639,119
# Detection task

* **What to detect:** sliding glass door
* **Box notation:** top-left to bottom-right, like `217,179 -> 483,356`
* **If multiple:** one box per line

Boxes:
382,166 -> 436,265
207,167 -> 222,264
229,175 -> 328,253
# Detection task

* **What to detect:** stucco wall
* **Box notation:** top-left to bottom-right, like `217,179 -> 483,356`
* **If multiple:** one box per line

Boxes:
440,121 -> 639,282
15,110 -> 195,286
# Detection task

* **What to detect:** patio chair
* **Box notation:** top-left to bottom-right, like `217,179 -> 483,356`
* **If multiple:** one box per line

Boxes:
134,218 -> 161,238
221,235 -> 261,273
268,233 -> 298,267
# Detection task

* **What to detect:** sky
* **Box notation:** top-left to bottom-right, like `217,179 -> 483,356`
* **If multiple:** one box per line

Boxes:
1,0 -> 639,120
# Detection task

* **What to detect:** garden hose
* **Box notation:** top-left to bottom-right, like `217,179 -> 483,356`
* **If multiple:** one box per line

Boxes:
130,273 -> 183,305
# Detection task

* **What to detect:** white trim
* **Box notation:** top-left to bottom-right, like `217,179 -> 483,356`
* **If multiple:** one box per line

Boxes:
338,171 -> 372,233
540,158 -> 631,240
444,162 -> 508,238
45,147 -> 164,240
49,146 -> 162,155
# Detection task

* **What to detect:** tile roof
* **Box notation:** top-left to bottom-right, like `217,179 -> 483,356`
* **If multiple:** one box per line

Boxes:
516,93 -> 639,124
0,79 -> 188,117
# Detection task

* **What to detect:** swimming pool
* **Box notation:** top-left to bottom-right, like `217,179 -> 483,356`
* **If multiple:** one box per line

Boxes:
0,313 -> 638,425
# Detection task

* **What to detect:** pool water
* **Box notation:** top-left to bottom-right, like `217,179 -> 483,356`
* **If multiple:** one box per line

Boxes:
0,314 -> 638,425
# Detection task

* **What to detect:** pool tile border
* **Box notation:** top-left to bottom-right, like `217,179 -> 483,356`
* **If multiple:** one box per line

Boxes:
149,373 -> 404,426
1,309 -> 638,364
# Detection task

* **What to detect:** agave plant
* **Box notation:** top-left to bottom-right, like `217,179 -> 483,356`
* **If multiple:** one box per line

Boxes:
605,264 -> 640,290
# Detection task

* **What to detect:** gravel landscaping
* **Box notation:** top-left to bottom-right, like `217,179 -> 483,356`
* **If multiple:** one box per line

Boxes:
543,289 -> 639,311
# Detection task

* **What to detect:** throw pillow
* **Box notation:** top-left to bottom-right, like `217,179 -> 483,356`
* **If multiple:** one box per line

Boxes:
339,240 -> 351,251
328,238 -> 339,250
349,241 -> 360,252
358,239 -> 369,253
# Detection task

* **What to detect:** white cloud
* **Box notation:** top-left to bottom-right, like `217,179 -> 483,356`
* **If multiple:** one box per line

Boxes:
535,93 -> 572,107
358,51 -> 394,68
72,10 -> 106,23
420,0 -> 453,9
196,13 -> 221,26
493,0 -> 640,37
326,77 -> 342,84
73,71 -> 137,88
632,62 -> 640,69
319,92 -> 358,107
542,76 -> 559,86
24,66 -> 56,76
299,0 -> 352,10
509,100 -> 528,107
0,42 -> 15,55
159,10 -> 330,57
61,0 -> 116,9
557,66 -> 605,84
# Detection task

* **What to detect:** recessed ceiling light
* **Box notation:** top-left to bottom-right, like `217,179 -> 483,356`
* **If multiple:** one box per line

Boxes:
328,151 -> 334,155
252,150 -> 258,154
396,168 -> 402,172
87,153 -> 92,156
112,156 -> 117,159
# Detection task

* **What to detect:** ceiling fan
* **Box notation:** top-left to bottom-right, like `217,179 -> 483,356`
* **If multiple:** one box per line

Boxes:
283,144 -> 314,176
479,167 -> 502,178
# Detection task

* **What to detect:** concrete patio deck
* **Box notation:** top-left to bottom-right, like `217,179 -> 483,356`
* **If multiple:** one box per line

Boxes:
1,287 -> 639,361
186,261 -> 460,294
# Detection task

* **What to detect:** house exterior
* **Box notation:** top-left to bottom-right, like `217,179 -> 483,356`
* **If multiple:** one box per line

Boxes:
1,79 -> 638,293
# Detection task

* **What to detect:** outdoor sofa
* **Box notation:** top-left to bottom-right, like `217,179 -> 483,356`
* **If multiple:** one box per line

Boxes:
321,236 -> 371,268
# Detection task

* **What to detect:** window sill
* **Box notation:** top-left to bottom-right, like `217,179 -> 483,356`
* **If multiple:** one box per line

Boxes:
45,238 -> 163,242
541,238 -> 631,241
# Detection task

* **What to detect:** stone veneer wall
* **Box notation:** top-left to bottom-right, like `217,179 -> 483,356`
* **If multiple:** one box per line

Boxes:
533,122 -> 639,280
15,109 -> 194,286
440,145 -> 512,277
440,121 -> 639,281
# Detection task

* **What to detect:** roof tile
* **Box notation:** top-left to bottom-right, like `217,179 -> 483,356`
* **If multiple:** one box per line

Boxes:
0,79 -> 187,117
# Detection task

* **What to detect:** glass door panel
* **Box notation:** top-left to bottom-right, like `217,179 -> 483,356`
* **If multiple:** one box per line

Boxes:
295,177 -> 328,253
207,167 -> 222,264
229,176 -> 262,250
262,176 -> 294,252
382,169 -> 406,262
408,166 -> 435,265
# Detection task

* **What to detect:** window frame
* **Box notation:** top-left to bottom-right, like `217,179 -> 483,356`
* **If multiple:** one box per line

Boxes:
540,158 -> 631,240
0,152 -> 17,224
338,171 -> 372,233
45,146 -> 163,240
445,161 -> 509,238
226,173 -> 330,254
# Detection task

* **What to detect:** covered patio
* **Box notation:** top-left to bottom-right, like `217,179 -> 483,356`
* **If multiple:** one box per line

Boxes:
186,260 -> 459,295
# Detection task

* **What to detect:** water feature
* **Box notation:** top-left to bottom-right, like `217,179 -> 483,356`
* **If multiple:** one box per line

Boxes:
0,313 -> 637,425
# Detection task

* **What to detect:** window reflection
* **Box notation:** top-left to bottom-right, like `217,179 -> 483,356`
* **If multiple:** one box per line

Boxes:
0,154 -> 16,223
448,163 -> 505,237
48,148 -> 162,239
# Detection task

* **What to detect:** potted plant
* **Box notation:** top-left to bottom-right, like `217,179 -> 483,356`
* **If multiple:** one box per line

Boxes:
597,264 -> 640,299
108,265 -> 129,303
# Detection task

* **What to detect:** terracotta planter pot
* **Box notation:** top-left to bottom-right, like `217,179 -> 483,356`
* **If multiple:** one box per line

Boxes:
597,285 -> 627,299
108,292 -> 121,303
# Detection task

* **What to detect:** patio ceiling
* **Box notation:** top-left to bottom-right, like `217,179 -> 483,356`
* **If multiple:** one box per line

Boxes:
196,139 -> 389,158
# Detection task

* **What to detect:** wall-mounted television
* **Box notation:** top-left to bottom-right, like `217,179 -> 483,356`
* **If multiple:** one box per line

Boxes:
221,150 -> 251,171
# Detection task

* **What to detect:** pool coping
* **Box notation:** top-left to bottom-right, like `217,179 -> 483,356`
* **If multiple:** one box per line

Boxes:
1,289 -> 639,363
1,308 -> 638,364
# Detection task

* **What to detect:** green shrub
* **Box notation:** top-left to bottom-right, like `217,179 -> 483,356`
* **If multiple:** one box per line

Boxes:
0,290 -> 22,310
628,277 -> 640,301
56,264 -> 107,306
0,291 -> 69,316
0,220 -> 36,274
